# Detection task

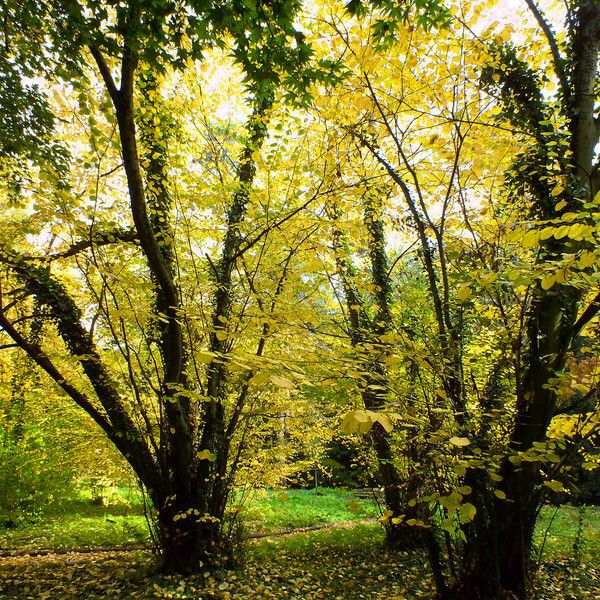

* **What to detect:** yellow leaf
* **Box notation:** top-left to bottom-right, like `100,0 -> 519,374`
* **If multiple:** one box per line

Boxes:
551,185 -> 564,197
270,374 -> 295,389
579,251 -> 596,268
494,490 -> 506,500
568,223 -> 584,239
553,225 -> 569,239
354,410 -> 371,423
521,230 -> 539,248
376,413 -> 394,433
449,436 -> 470,447
341,411 -> 360,434
541,275 -> 555,290
378,509 -> 394,522
456,285 -> 472,302
439,492 -> 462,511
196,449 -> 216,461
459,503 -> 477,523
555,200 -> 567,211
454,463 -> 467,476
249,372 -> 270,386
197,350 -> 216,363
441,518 -> 455,533
406,518 -> 427,527
341,410 -> 374,434
356,96 -> 371,111
543,480 -> 565,493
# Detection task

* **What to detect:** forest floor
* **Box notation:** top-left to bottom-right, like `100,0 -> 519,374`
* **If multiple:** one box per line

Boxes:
0,522 -> 598,599
0,490 -> 599,599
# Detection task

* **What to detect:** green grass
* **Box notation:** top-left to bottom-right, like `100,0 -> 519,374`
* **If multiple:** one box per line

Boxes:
0,487 -> 379,552
235,488 -> 379,534
251,521 -> 384,560
1,495 -> 599,600
1,484 -> 598,568
533,504 -> 600,562
0,494 -> 150,551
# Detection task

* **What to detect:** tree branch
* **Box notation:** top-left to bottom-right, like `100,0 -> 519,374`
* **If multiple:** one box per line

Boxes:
572,290 -> 600,339
89,46 -> 120,105
24,228 -> 138,262
524,0 -> 571,104
0,303 -> 112,435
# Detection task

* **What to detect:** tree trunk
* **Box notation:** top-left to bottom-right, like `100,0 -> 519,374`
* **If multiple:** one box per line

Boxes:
158,509 -> 222,573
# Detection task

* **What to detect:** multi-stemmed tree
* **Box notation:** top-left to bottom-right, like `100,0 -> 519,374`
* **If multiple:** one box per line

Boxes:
0,0 -> 337,572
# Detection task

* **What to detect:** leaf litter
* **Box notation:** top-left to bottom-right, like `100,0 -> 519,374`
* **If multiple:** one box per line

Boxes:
0,524 -> 597,599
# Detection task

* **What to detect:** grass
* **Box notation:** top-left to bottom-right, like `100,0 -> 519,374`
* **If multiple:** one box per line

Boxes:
0,487 -> 379,552
0,485 -> 598,568
251,521 -> 384,559
533,504 -> 600,562
236,488 -> 379,534
2,522 -> 597,599
0,494 -> 598,599
0,491 -> 149,551
0,524 -> 433,600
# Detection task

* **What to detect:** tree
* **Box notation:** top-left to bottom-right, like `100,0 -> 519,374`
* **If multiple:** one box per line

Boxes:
455,2 -> 600,597
312,0 -> 510,576
2,0 -> 599,594
331,1 -> 600,597
327,184 -> 412,546
0,0 -> 334,572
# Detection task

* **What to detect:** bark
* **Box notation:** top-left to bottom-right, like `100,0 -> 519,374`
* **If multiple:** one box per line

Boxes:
571,2 -> 600,187
155,496 -> 222,573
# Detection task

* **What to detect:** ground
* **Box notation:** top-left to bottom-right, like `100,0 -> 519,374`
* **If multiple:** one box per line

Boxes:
0,490 -> 599,599
0,524 -> 432,599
